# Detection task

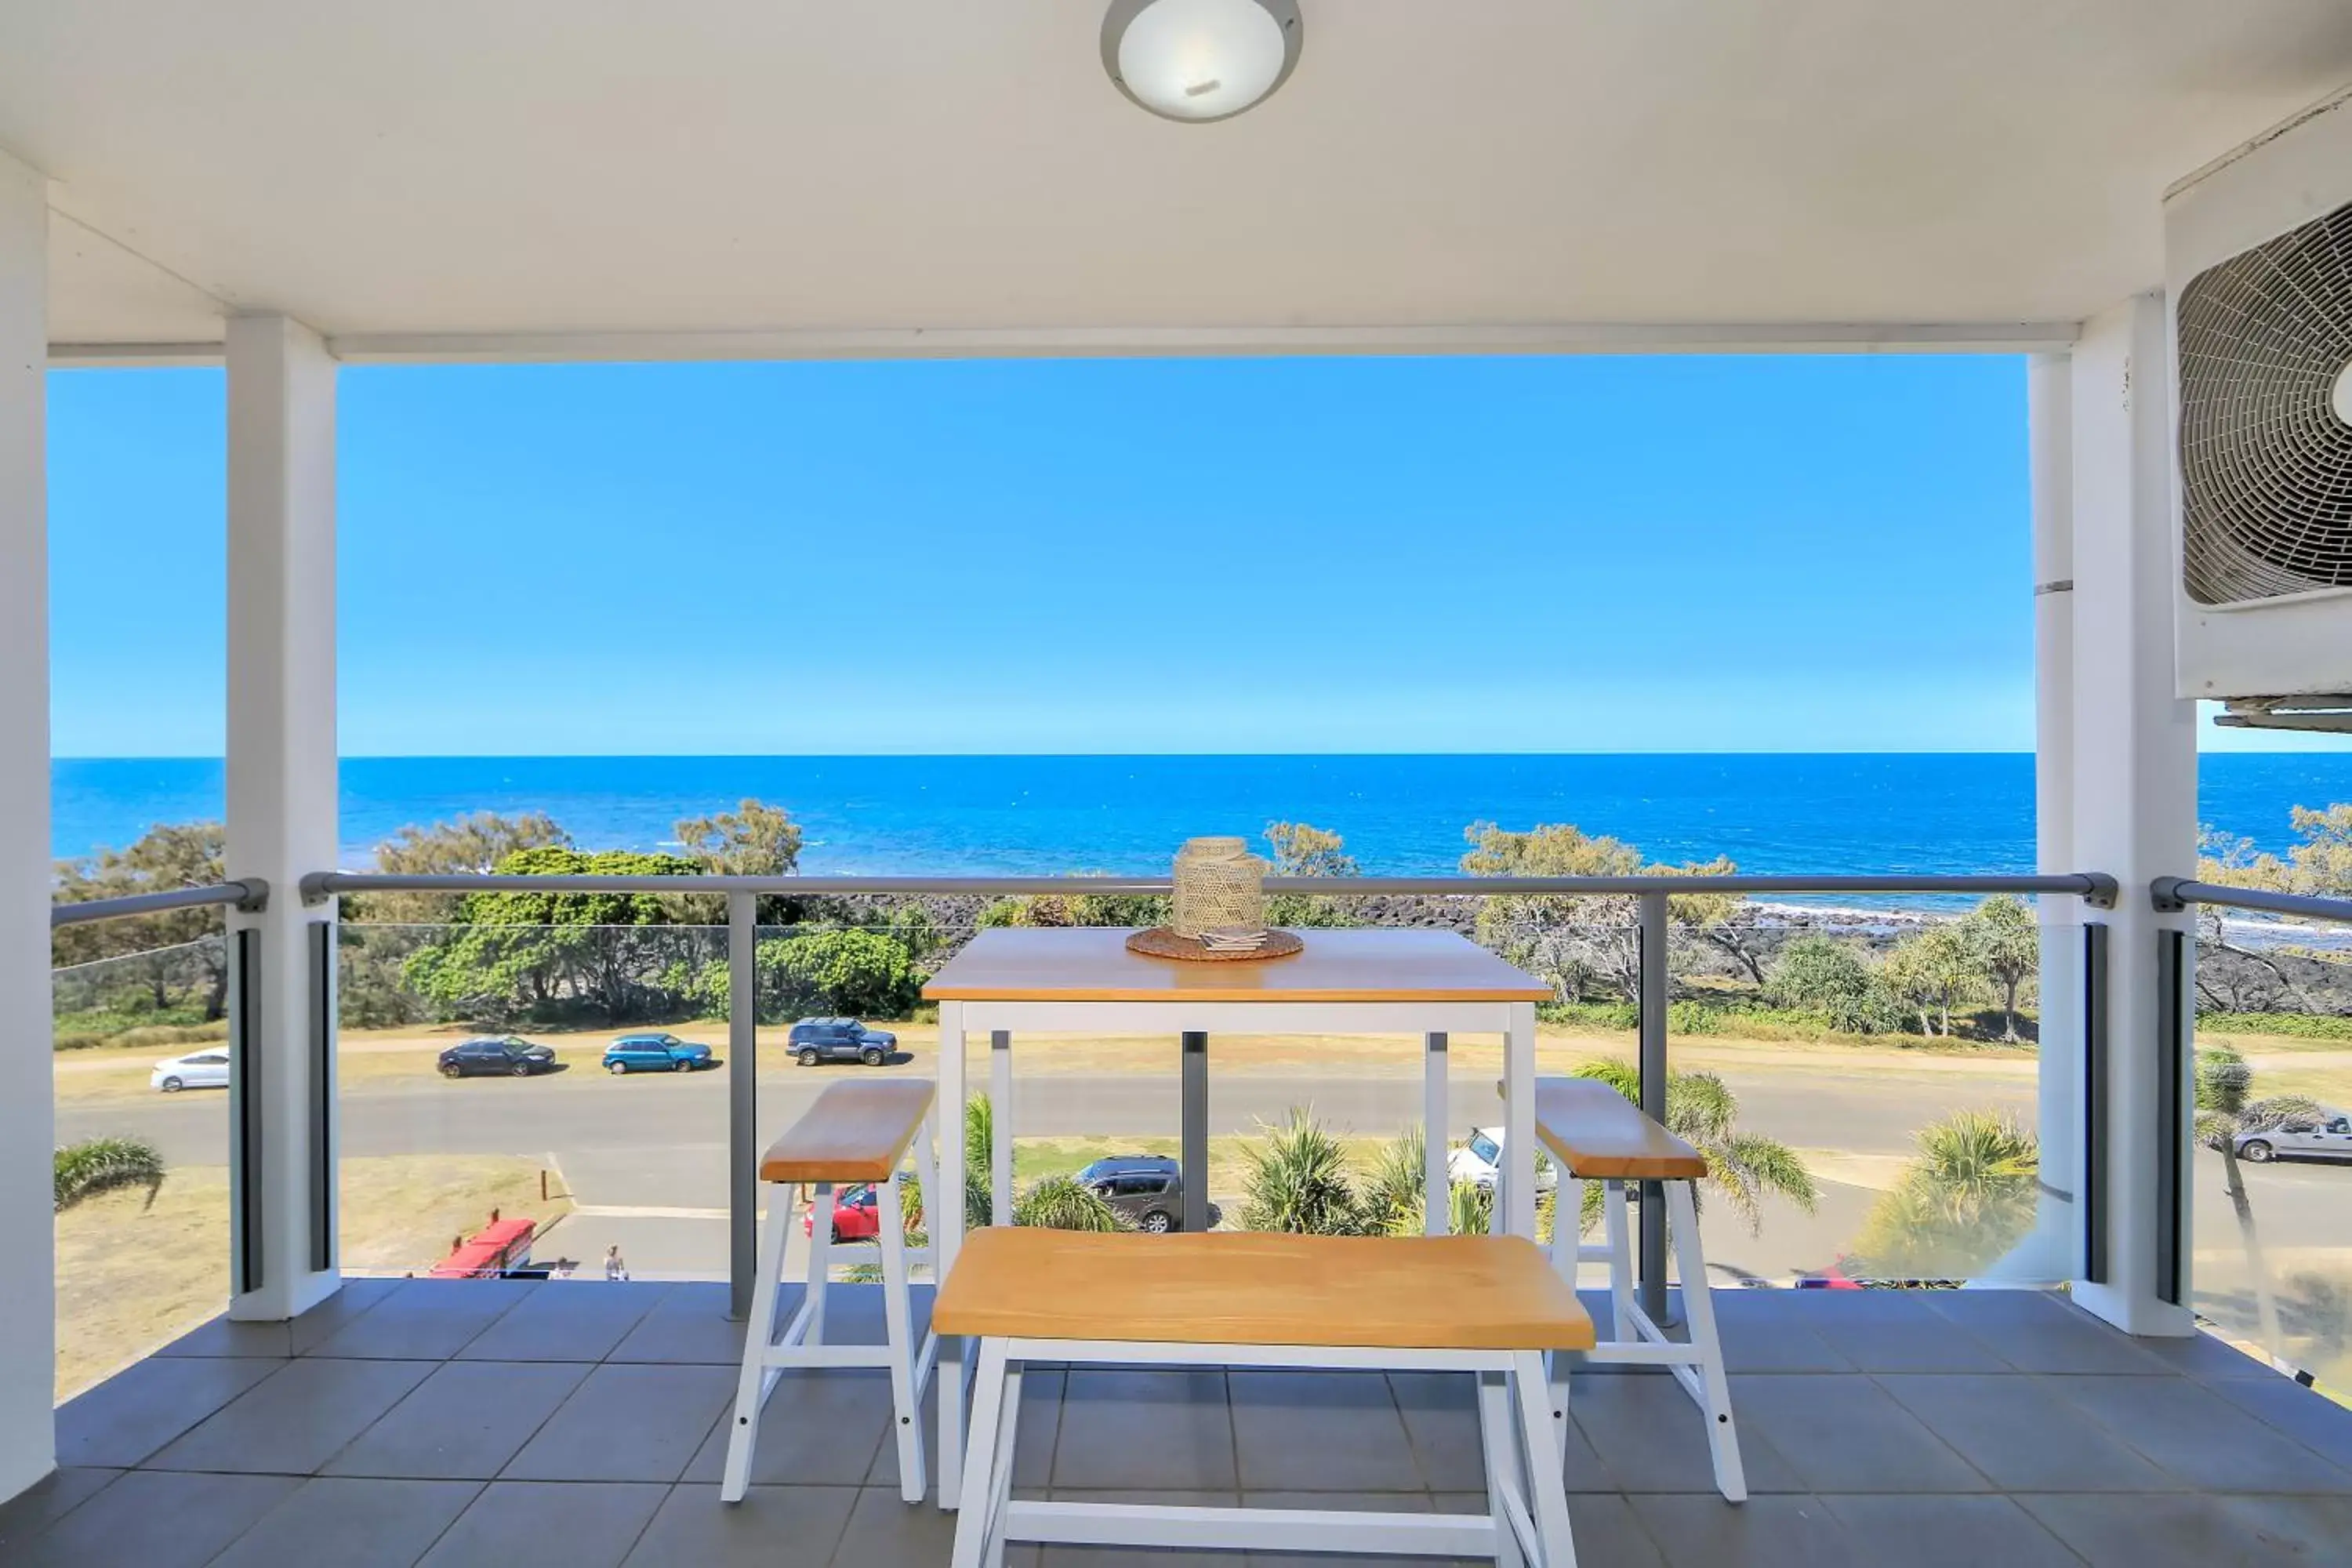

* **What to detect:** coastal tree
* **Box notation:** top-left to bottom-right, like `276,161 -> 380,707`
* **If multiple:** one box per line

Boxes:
2198,804 -> 2352,900
1958,895 -> 2038,1040
1263,820 -> 1363,928
1880,924 -> 1980,1037
1459,822 -> 1739,1004
53,821 -> 231,1021
978,877 -> 1170,931
675,798 -> 809,924
1765,935 -> 1901,1034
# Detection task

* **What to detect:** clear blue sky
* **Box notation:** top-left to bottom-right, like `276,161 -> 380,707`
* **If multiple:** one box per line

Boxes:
41,354 -> 2319,757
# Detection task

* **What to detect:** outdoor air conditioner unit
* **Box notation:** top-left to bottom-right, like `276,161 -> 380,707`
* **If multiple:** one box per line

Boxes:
2165,84 -> 2352,733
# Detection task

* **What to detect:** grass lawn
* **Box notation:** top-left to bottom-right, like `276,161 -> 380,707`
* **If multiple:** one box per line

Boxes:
55,1153 -> 570,1401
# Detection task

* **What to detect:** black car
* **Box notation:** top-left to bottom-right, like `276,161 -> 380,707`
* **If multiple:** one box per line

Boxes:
1075,1155 -> 1221,1234
788,1017 -> 898,1067
437,1036 -> 557,1078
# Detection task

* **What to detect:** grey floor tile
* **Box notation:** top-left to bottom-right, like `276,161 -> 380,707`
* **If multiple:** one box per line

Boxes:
1570,1371 -> 1802,1495
1713,1316 -> 1857,1374
2024,1490 -> 2333,1566
417,1479 -> 668,1568
2211,1375 -> 2352,1469
1629,1492 -> 1858,1568
1815,1316 -> 2009,1374
506,1362 -> 735,1483
457,1282 -> 673,1363
1925,1291 -> 2173,1375
157,1313 -> 293,1359
0,1466 -> 118,1554
829,1484 -> 969,1566
1730,1374 -> 1987,1494
324,1360 -> 594,1479
11,1469 -> 300,1568
1875,1373 -> 2171,1490
1820,1494 -> 2084,1566
1388,1370 -> 1495,1493
208,1475 -> 482,1568
2048,1374 -> 2352,1493
1229,1371 -> 1421,1492
1519,1492 -> 1666,1568
56,1352 -> 282,1467
608,1279 -> 748,1364
2136,1328 -> 2285,1382
146,1357 -> 437,1475
1053,1369 -> 1236,1491
2216,1495 -> 2352,1560
621,1482 -> 856,1566
307,1279 -> 539,1360
289,1277 -> 407,1356
682,1367 -> 891,1488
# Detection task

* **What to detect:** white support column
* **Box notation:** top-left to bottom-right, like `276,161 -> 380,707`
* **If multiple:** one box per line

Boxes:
1998,350 -> 2082,1283
0,150 -> 55,1502
225,314 -> 341,1321
2067,295 -> 2198,1336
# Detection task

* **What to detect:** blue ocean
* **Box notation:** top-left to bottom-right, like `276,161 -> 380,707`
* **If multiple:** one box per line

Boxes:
46,753 -> 2352,883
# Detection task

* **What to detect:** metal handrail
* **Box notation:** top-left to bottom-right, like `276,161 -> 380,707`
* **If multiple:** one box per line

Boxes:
305,869 -> 2116,904
49,879 -> 268,928
2150,877 -> 2352,923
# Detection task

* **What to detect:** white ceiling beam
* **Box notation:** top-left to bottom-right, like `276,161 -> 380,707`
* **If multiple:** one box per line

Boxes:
51,318 -> 2078,368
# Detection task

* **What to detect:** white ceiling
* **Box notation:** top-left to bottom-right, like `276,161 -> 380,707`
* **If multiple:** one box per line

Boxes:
7,2 -> 2352,353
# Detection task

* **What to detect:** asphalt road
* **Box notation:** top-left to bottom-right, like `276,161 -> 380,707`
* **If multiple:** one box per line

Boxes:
56,1058 -> 2351,1296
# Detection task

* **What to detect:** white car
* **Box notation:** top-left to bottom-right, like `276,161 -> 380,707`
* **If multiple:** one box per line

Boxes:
151,1050 -> 231,1093
1446,1127 -> 1559,1192
2234,1112 -> 2352,1164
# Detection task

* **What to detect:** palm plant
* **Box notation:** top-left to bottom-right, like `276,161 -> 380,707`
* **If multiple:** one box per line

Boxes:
1567,1061 -> 1817,1236
2194,1045 -> 2318,1361
1011,1174 -> 1125,1232
964,1092 -> 996,1229
1851,1110 -> 2038,1278
1359,1125 -> 1427,1236
53,1134 -> 164,1211
1239,1106 -> 1365,1234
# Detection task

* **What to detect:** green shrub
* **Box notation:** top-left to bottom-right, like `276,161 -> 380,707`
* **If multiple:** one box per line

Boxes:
54,1136 -> 164,1210
1012,1174 -> 1127,1232
2198,1011 -> 2352,1040
1239,1107 -> 1364,1235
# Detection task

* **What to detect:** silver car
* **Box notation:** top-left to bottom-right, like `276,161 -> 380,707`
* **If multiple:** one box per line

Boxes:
2235,1112 -> 2352,1164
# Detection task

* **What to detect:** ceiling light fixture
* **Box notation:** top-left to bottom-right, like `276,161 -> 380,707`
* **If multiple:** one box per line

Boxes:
1102,0 -> 1302,125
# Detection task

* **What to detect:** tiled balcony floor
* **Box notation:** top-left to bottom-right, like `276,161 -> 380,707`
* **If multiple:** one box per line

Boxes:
7,1280 -> 2352,1566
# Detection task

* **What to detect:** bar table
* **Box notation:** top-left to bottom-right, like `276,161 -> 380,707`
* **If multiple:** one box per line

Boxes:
920,924 -> 1550,1508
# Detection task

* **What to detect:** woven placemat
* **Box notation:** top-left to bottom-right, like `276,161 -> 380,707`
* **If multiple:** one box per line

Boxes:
1125,927 -> 1305,963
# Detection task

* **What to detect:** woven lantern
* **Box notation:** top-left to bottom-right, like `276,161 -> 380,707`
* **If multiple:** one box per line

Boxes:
1170,837 -> 1270,938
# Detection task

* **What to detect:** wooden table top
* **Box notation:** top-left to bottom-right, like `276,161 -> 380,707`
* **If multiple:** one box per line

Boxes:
922,926 -> 1551,1004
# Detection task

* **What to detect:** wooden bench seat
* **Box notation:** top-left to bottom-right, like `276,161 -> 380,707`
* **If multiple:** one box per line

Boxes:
1512,1075 -> 1708,1180
758,1078 -> 936,1183
934,1229 -> 1595,1351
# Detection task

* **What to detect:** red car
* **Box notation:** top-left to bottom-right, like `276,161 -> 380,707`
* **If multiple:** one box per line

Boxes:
804,1184 -> 881,1243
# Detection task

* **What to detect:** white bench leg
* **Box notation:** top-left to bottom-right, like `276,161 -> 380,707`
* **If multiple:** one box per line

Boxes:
1477,1370 -> 1527,1568
1511,1352 -> 1580,1568
805,1181 -> 834,1344
1665,1180 -> 1745,1503
1602,1181 -> 1635,1342
949,1340 -> 1011,1568
878,1171 -> 928,1504
985,1357 -> 1022,1568
720,1191 -> 793,1502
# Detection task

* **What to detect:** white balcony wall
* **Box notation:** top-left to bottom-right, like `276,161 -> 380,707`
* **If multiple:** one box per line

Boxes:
0,147 -> 54,1498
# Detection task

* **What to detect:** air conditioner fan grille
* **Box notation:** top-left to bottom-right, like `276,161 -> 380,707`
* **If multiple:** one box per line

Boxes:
2176,198 -> 2352,605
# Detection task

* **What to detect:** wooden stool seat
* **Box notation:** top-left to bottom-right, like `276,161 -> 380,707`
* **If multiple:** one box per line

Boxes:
935,1229 -> 1595,1352
1518,1076 -> 1707,1180
760,1078 -> 937,1183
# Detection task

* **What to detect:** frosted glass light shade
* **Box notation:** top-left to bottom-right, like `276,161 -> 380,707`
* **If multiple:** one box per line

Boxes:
1103,0 -> 1302,124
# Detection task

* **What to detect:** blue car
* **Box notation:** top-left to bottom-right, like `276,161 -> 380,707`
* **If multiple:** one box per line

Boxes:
601,1032 -> 715,1075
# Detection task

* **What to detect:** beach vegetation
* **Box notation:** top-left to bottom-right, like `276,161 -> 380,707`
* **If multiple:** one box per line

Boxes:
978,881 -> 1171,931
55,1135 -> 165,1212
51,821 -> 233,1026
1263,820 -> 1365,928
1849,1111 -> 2038,1279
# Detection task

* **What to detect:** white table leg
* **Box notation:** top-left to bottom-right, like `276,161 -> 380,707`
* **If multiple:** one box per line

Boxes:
1504,1001 -> 1538,1239
937,1000 -> 967,1511
990,1029 -> 1013,1227
1424,1031 -> 1450,1236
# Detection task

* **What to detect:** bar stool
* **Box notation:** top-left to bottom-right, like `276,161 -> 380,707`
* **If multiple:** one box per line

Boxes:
1503,1075 -> 1746,1503
724,1078 -> 941,1504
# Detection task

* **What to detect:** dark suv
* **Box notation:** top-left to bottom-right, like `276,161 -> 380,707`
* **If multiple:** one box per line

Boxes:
437,1036 -> 557,1078
1075,1155 -> 1221,1233
788,1017 -> 898,1067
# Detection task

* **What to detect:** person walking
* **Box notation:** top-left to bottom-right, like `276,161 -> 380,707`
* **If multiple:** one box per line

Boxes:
604,1244 -> 629,1283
